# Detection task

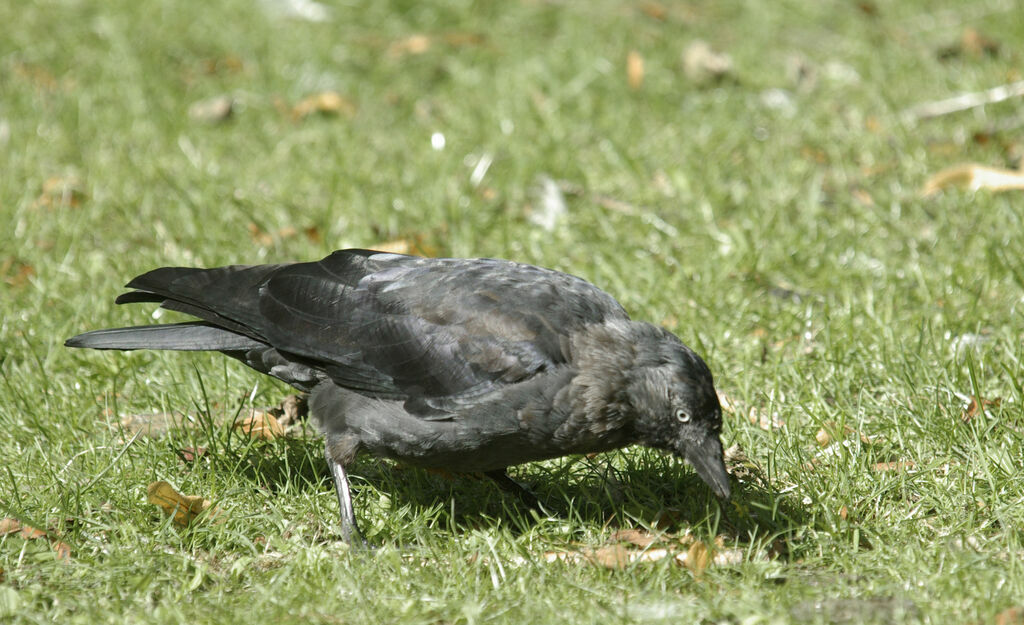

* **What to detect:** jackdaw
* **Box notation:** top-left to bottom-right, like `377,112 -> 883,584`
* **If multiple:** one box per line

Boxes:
66,249 -> 730,543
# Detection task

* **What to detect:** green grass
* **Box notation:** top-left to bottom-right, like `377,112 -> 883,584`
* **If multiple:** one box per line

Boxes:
3,0 -> 1024,622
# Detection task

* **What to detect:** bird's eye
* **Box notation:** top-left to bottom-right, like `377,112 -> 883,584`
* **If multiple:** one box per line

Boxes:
675,408 -> 691,423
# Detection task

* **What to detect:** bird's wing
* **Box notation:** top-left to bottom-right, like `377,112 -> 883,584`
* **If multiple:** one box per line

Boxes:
255,251 -> 629,407
115,250 -> 629,416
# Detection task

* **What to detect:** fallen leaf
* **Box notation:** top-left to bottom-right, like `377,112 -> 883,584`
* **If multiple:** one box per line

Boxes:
856,1 -> 879,16
147,481 -> 220,526
303,225 -> 322,243
922,163 -> 1024,196
1,257 -> 35,288
0,518 -> 23,536
388,34 -> 432,57
996,607 -> 1024,625
0,518 -> 71,560
962,395 -> 1001,422
683,540 -> 710,576
588,544 -> 634,569
35,175 -> 86,208
291,91 -> 356,120
188,95 -> 234,123
610,528 -> 658,548
638,2 -> 667,20
627,51 -> 644,89
270,394 -> 308,427
233,409 -> 285,440
52,541 -> 72,561
872,460 -> 915,472
247,222 -> 274,247
681,40 -> 733,84
18,524 -> 47,540
177,446 -> 207,463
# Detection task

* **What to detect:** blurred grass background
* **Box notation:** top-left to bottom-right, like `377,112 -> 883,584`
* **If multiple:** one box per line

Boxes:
2,0 -> 1024,623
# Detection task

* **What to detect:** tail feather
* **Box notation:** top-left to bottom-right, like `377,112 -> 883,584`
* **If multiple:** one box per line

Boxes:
65,322 -> 266,352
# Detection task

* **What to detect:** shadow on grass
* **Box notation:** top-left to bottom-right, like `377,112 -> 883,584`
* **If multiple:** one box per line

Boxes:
201,434 -> 811,554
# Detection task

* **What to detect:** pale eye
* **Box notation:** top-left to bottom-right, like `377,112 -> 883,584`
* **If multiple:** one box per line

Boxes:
675,408 -> 691,423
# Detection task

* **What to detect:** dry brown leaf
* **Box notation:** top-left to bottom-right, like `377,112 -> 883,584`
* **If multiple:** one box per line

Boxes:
35,175 -> 86,208
234,410 -> 284,440
922,163 -> 1024,196
609,528 -> 658,548
147,481 -> 221,526
638,2 -> 668,20
177,446 -> 207,463
588,544 -> 634,569
0,518 -> 23,536
247,222 -> 274,247
271,394 -> 308,427
627,51 -> 644,90
292,91 -> 356,120
389,34 -> 432,57
52,541 -> 72,561
304,225 -> 322,243
873,460 -> 915,472
856,1 -> 879,16
1,257 -> 35,288
996,607 -> 1024,625
839,505 -> 849,521
962,396 -> 1001,422
18,524 -> 47,540
0,518 -> 70,560
684,540 -> 710,576
716,391 -> 739,414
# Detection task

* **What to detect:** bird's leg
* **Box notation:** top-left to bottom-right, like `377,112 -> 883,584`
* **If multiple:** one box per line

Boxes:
484,469 -> 543,512
324,444 -> 368,547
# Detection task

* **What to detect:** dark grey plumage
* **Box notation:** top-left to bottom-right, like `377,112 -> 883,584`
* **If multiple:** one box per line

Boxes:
66,249 -> 730,543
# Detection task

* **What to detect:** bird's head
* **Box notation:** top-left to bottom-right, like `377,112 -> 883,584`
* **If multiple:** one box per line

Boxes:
626,332 -> 731,499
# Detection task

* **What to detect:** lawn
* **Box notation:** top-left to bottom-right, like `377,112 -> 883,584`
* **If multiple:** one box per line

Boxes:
2,0 -> 1023,622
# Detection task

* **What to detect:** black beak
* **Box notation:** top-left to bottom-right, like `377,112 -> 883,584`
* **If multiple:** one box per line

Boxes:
680,434 -> 731,499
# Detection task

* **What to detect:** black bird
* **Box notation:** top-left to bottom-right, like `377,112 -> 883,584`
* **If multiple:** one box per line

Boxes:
66,249 -> 730,543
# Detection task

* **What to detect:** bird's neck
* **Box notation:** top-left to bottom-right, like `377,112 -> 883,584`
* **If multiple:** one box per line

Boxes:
547,320 -> 662,450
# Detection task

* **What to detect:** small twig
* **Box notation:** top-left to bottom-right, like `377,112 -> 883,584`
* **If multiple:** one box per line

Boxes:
904,80 -> 1024,120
